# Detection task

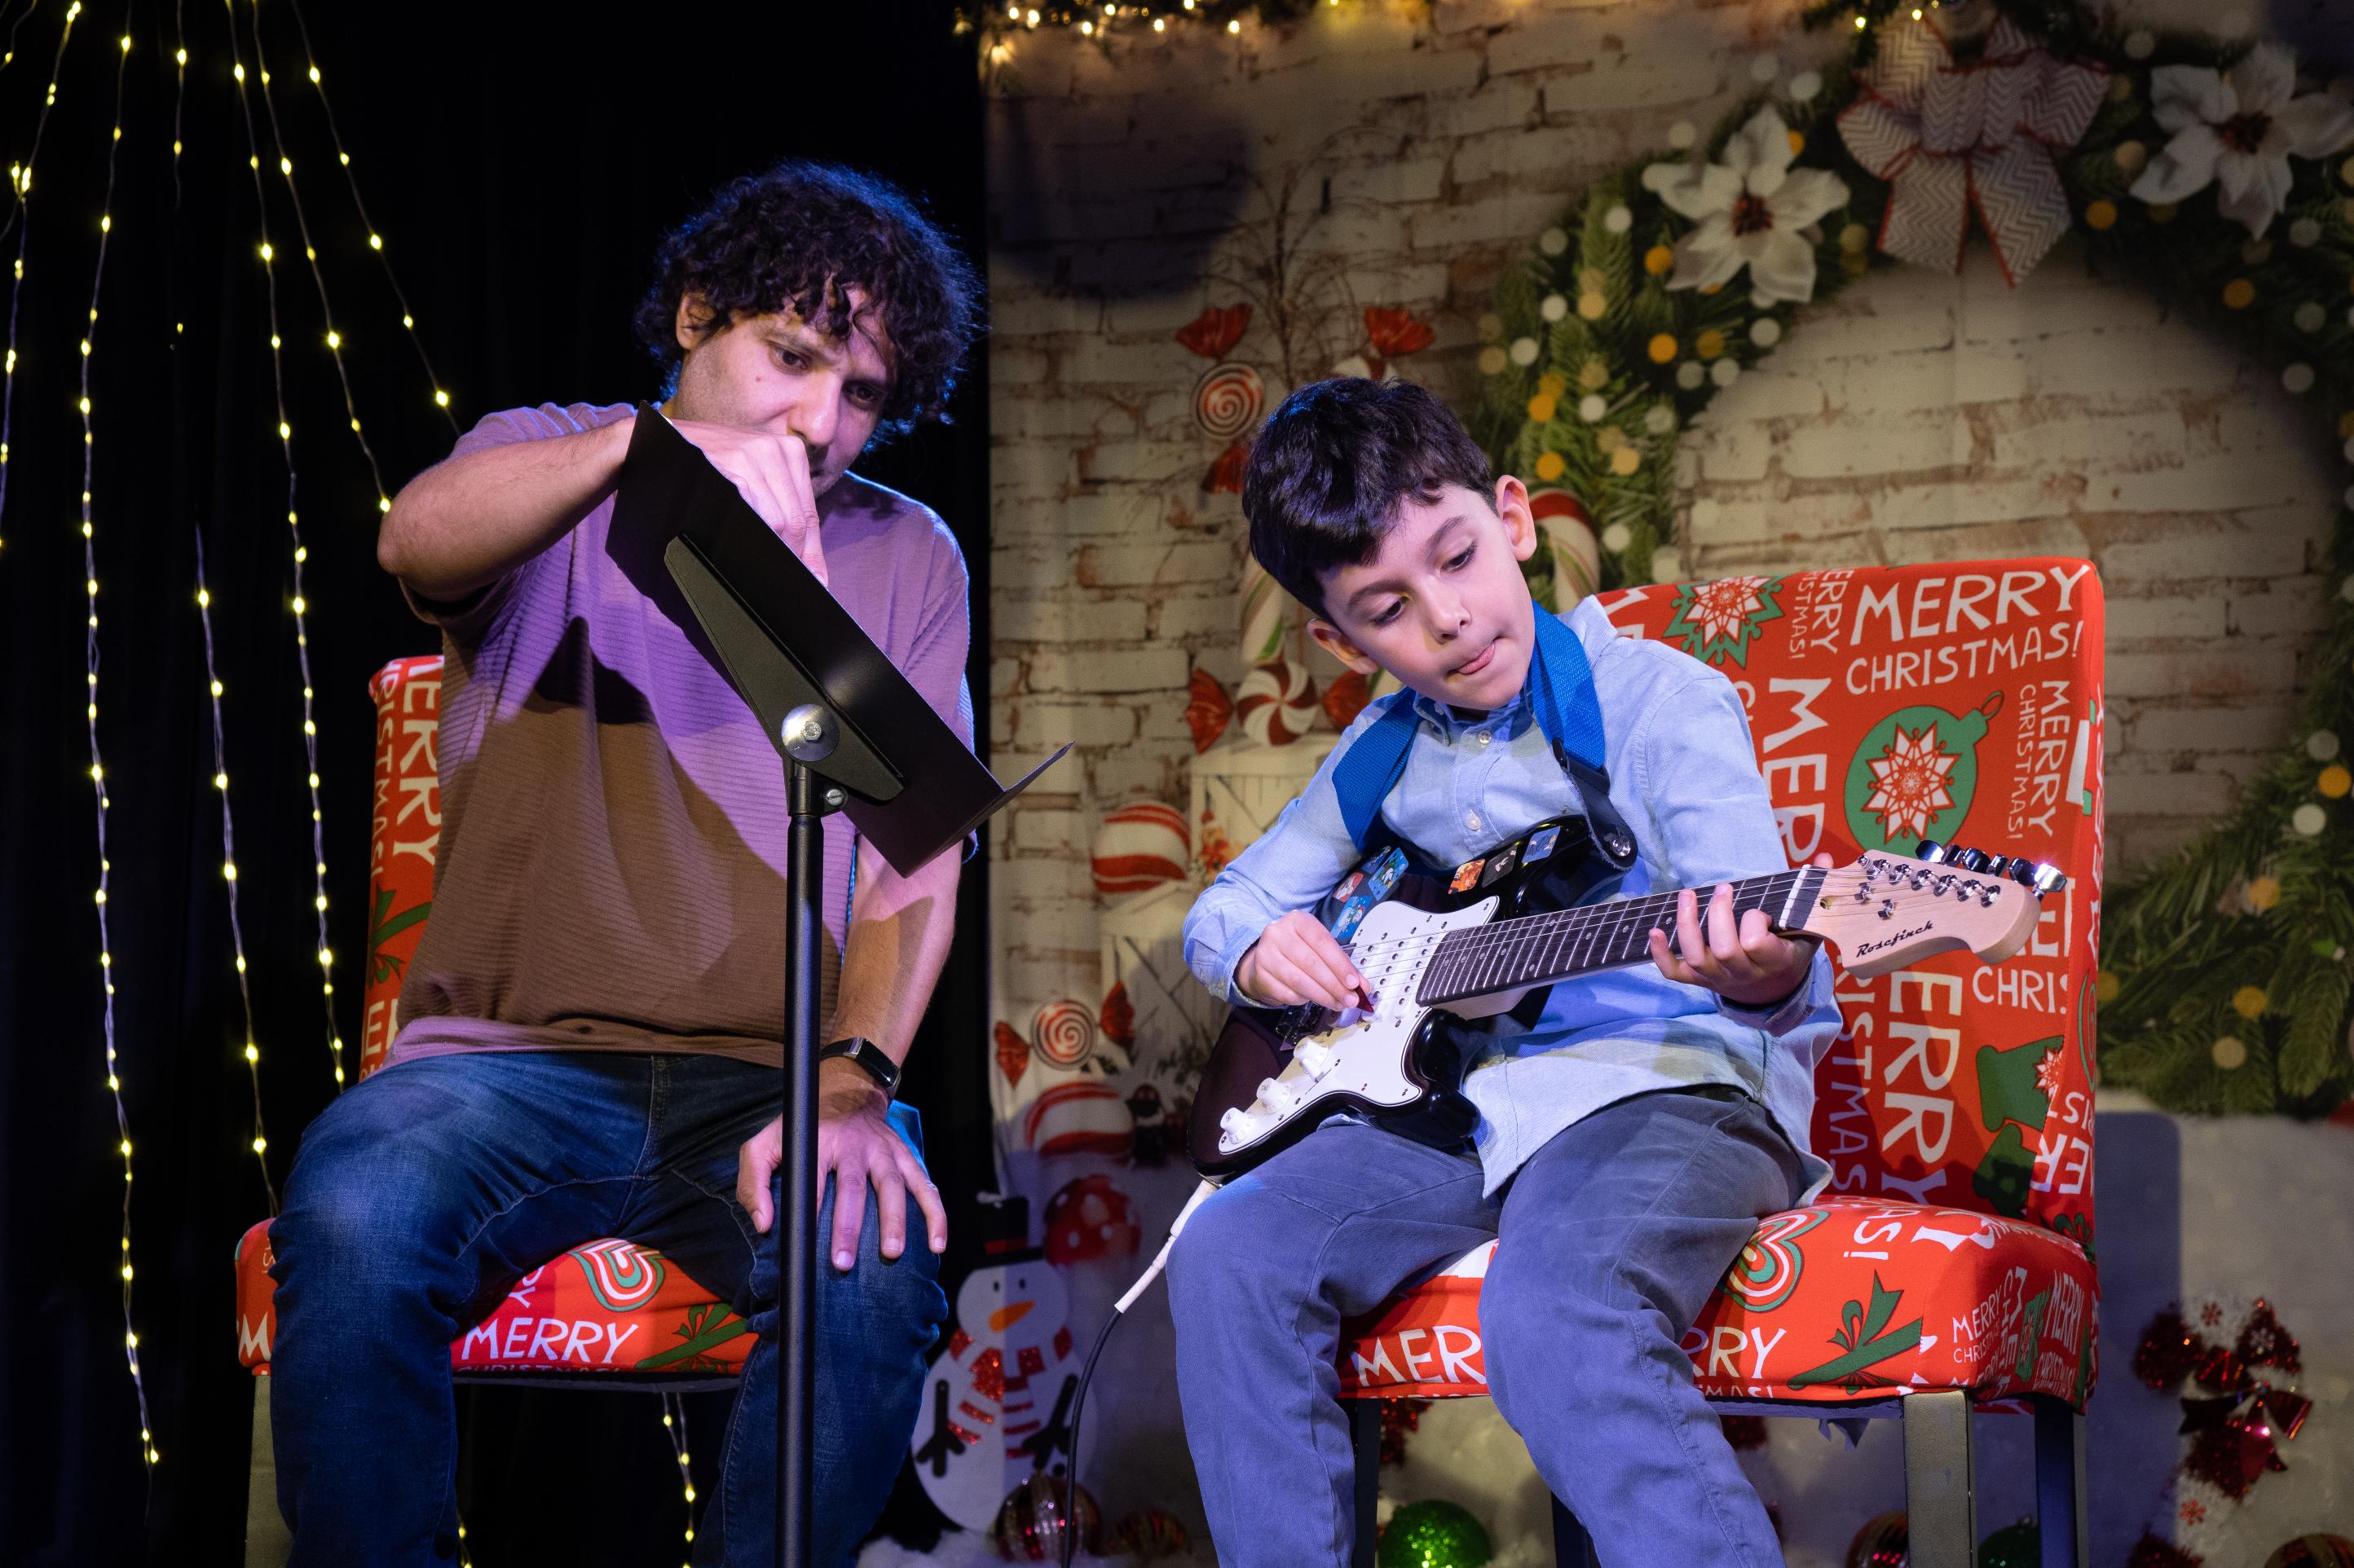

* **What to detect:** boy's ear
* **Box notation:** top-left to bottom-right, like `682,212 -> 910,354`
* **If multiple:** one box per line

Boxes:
674,291 -> 720,353
1306,614 -> 1383,677
1495,473 -> 1540,564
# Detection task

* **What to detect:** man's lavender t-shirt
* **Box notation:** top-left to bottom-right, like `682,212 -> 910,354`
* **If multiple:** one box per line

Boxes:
387,402 -> 975,1070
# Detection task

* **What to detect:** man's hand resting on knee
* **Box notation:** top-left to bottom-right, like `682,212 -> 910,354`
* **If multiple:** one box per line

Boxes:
737,1058 -> 947,1271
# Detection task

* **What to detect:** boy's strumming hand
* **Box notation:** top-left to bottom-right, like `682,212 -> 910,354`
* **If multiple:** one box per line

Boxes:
1236,912 -> 1373,1011
1646,859 -> 1829,1008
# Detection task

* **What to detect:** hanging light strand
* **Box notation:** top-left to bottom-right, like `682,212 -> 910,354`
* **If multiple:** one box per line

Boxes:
661,1393 -> 699,1561
0,0 -> 86,558
75,0 -> 156,1475
279,0 -> 457,429
240,0 -> 389,514
0,0 -> 47,88
192,535 -> 279,1212
221,0 -> 345,1087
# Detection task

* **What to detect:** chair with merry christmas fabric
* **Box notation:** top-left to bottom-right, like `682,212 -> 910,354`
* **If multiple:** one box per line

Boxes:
234,655 -> 749,1564
1332,559 -> 2105,1568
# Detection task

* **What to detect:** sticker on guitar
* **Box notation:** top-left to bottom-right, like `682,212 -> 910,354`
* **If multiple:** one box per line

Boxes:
1185,836 -> 2063,1181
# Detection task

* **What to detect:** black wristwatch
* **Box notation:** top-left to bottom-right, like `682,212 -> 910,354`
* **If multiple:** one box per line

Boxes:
818,1036 -> 901,1098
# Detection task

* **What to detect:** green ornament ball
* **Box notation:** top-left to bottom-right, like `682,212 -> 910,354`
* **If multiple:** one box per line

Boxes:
1977,1517 -> 2039,1568
1377,1500 -> 1492,1568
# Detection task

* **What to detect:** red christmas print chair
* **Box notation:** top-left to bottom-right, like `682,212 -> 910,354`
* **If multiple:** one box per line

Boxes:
236,656 -> 747,1562
1335,560 -> 2105,1568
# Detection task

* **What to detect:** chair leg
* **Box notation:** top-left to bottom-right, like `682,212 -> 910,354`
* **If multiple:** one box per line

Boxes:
245,1376 -> 293,1568
2034,1395 -> 2088,1568
1549,1494 -> 1598,1568
1349,1400 -> 1381,1568
1903,1389 -> 1976,1568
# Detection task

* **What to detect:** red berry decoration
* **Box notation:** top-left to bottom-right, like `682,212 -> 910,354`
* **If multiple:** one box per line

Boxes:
2237,1299 -> 2303,1377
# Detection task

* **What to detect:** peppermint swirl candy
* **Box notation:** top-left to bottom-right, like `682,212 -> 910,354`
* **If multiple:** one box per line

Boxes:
1031,998 -> 1098,1068
1192,361 -> 1265,441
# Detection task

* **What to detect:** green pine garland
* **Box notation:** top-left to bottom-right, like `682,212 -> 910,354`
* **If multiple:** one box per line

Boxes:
1473,0 -> 2354,1117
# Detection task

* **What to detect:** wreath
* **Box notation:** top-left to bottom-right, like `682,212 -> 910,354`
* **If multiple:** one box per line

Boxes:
1471,0 -> 2354,1117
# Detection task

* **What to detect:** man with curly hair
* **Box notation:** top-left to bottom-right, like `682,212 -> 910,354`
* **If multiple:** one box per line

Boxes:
268,161 -> 984,1567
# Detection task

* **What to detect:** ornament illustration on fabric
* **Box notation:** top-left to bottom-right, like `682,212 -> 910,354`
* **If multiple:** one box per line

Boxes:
1971,1034 -> 2064,1218
1664,574 -> 1785,667
1845,690 -> 2001,852
910,1241 -> 1083,1531
572,1239 -> 666,1312
1720,1207 -> 1826,1313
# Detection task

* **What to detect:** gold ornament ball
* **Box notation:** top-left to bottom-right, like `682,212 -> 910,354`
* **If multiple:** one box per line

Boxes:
1536,370 -> 1569,399
1647,333 -> 1677,364
2223,278 -> 2257,310
2213,1035 -> 2248,1070
2233,985 -> 2268,1020
1527,393 -> 1558,423
2321,764 -> 2352,799
1576,358 -> 1609,391
1609,445 -> 1642,476
1477,346 -> 1508,377
2248,874 -> 2282,912
1644,244 -> 1674,275
2095,969 -> 2122,1003
2113,139 -> 2147,174
1695,328 -> 1726,361
2086,199 -> 2118,231
1534,451 -> 1567,482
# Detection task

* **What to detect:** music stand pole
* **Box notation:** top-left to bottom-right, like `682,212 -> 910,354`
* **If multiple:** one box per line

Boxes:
779,747 -> 831,1566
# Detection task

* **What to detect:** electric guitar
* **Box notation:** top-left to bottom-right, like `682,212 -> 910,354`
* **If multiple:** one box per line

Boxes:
1184,821 -> 2065,1180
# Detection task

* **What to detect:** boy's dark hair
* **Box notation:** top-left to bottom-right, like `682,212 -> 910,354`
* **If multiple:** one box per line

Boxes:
1241,377 -> 1494,620
633,160 -> 983,440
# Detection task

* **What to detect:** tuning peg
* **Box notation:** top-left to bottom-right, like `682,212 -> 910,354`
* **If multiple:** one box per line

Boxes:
2030,862 -> 2067,897
1916,839 -> 1948,864
1951,847 -> 1989,872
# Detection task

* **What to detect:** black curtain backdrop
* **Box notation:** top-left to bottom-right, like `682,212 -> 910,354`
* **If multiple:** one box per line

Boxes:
0,2 -> 991,1561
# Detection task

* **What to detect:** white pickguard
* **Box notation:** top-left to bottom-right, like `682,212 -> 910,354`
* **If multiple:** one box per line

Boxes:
1214,897 -> 1509,1158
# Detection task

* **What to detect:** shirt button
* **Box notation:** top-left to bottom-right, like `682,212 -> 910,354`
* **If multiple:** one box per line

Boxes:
1476,731 -> 1492,746
1466,812 -> 1481,831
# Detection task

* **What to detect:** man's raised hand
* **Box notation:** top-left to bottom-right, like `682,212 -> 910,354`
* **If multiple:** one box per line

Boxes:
669,419 -> 829,588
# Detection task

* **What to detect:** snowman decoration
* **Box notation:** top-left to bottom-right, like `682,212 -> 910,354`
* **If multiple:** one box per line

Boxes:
910,1196 -> 1083,1531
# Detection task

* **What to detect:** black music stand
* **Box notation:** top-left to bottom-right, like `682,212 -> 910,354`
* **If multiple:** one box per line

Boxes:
610,405 -> 1069,1567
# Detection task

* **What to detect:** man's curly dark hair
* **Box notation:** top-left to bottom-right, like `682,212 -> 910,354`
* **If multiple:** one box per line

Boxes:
633,160 -> 982,440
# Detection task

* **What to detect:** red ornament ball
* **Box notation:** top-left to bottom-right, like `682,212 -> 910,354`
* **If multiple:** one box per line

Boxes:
990,1473 -> 1101,1561
1846,1510 -> 1907,1568
1043,1174 -> 1144,1266
1109,1507 -> 1191,1560
2268,1536 -> 2354,1568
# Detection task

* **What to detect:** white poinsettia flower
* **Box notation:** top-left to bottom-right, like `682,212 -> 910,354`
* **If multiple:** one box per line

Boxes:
2130,42 -> 2354,238
1646,106 -> 1849,306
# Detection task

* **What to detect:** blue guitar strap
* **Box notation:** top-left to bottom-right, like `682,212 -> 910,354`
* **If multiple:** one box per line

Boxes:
1329,601 -> 1638,869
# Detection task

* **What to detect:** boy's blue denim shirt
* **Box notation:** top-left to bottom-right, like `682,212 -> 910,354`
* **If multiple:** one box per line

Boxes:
1184,596 -> 1841,1201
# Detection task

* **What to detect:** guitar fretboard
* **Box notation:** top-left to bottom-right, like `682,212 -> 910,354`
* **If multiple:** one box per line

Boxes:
1416,867 -> 1824,1007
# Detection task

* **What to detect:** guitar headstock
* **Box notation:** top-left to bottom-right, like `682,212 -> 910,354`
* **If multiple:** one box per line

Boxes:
1797,839 -> 2067,978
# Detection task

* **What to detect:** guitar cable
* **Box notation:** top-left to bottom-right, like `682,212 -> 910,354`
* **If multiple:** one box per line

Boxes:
1055,1177 -> 1219,1568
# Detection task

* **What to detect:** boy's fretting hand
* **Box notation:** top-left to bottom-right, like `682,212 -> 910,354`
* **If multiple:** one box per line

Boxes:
1236,911 -> 1373,1011
1646,863 -> 1828,1008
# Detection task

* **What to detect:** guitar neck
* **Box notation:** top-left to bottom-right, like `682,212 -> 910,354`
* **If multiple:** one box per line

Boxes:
1416,867 -> 1826,1008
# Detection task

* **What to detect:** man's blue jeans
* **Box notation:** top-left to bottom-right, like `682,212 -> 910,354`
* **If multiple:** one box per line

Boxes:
268,1050 -> 946,1568
1166,1086 -> 1806,1568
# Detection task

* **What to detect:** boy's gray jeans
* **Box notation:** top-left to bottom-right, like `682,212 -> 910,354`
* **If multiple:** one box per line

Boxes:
1166,1086 -> 1806,1568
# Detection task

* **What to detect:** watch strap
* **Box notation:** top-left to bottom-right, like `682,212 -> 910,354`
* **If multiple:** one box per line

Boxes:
819,1036 -> 900,1097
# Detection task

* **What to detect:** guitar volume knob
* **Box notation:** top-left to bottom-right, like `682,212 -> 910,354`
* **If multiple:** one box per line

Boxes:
1255,1077 -> 1298,1115
1294,1042 -> 1336,1077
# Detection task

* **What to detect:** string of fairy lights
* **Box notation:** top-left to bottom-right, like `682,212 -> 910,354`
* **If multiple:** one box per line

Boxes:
67,0 -> 160,1478
661,1394 -> 699,1562
0,0 -> 84,561
221,0 -> 346,1090
194,535 -> 280,1213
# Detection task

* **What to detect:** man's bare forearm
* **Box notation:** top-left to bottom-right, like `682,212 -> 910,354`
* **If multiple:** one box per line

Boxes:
377,413 -> 637,601
826,837 -> 963,1069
